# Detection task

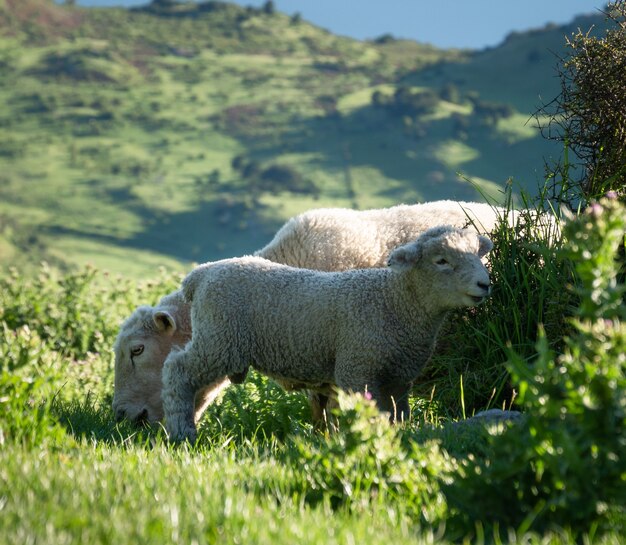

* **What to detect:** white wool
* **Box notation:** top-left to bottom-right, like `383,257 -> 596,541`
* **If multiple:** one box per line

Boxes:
162,226 -> 493,442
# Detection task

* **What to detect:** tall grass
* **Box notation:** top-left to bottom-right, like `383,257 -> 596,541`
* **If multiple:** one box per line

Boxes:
446,195 -> 626,537
415,185 -> 577,417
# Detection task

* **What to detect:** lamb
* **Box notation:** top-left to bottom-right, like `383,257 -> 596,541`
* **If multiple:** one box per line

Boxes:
162,225 -> 493,442
112,200 -> 533,425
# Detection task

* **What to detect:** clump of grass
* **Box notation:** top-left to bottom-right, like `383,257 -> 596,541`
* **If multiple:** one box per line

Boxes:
290,391 -> 452,526
198,369 -> 311,445
415,186 -> 577,418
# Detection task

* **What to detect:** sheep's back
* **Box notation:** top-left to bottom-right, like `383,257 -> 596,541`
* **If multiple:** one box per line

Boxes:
256,201 -> 510,272
188,258 -> 382,382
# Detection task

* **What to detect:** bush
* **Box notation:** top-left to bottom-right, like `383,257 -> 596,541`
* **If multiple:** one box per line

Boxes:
199,370 -> 310,444
540,1 -> 626,199
0,264 -> 178,360
291,392 -> 451,526
231,156 -> 318,196
391,86 -> 439,117
446,196 -> 626,537
0,318 -> 69,446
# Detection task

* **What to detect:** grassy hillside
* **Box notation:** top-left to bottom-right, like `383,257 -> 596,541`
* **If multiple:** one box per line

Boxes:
0,0 -> 605,275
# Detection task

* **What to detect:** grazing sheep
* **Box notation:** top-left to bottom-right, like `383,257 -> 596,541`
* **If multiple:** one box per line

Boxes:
255,201 -> 510,270
112,290 -> 247,423
117,198 -> 561,426
162,225 -> 493,442
112,200 -> 511,425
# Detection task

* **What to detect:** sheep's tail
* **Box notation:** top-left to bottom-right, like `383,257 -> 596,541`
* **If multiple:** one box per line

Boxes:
181,267 -> 205,303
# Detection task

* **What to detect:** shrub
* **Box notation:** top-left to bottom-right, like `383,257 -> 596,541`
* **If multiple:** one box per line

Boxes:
540,1 -> 626,199
231,156 -> 318,195
391,86 -> 439,117
0,371 -> 67,447
199,370 -> 310,444
0,265 -> 178,360
446,196 -> 626,537
470,97 -> 514,126
291,392 -> 451,526
0,323 -> 68,446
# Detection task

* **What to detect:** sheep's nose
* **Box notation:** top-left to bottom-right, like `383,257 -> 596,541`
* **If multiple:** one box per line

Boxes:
134,409 -> 149,425
477,280 -> 491,293
115,408 -> 127,422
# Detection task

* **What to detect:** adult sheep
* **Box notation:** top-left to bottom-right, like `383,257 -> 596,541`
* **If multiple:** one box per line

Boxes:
162,225 -> 493,442
112,200 -> 520,425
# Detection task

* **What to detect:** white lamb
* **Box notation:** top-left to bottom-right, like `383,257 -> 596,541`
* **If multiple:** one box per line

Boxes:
112,200 -> 528,425
162,225 -> 493,442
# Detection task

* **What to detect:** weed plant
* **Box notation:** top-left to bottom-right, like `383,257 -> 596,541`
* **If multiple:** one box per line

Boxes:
445,195 -> 626,538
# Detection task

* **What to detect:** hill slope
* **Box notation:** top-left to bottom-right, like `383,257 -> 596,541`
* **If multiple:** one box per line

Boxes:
0,0 -> 605,275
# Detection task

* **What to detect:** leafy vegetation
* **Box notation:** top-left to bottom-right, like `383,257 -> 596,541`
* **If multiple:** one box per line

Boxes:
447,195 -> 626,537
416,187 -> 577,416
539,1 -> 626,200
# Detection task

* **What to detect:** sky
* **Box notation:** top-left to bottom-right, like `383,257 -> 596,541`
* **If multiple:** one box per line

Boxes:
72,0 -> 606,50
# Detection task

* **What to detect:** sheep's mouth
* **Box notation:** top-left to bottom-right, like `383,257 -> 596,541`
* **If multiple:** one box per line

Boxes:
465,294 -> 487,305
114,406 -> 153,426
131,409 -> 150,427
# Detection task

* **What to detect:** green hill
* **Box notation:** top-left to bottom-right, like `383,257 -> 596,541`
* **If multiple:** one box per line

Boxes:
0,0 -> 606,276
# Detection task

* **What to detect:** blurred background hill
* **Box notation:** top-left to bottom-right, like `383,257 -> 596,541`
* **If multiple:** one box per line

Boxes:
0,0 -> 609,276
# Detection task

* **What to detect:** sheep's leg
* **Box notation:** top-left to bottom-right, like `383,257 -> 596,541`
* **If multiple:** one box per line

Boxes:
335,364 -> 411,423
162,348 -> 201,442
308,391 -> 328,424
308,391 -> 340,429
162,346 -> 230,443
337,375 -> 411,424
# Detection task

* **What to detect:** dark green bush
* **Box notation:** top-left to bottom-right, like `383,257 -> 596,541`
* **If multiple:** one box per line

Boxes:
417,191 -> 575,417
291,392 -> 451,525
540,1 -> 626,199
446,196 -> 626,537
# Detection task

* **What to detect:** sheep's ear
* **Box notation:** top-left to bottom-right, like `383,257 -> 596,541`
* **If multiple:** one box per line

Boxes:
477,235 -> 493,258
387,242 -> 422,271
153,310 -> 177,335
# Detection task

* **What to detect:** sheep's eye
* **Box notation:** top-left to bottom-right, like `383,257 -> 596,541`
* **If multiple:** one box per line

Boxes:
435,258 -> 449,266
130,345 -> 144,369
131,345 -> 144,357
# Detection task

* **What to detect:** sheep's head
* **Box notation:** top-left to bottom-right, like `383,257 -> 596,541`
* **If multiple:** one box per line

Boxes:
112,304 -> 189,425
387,225 -> 493,309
